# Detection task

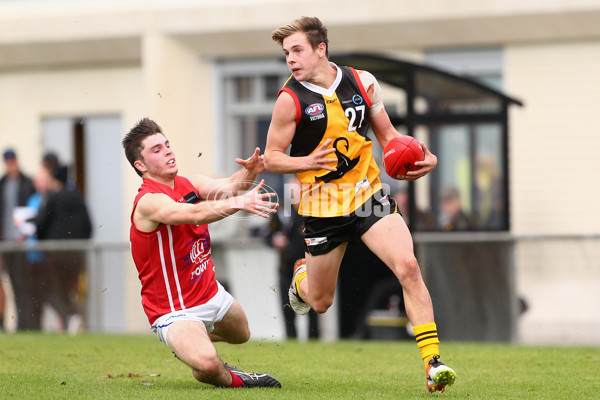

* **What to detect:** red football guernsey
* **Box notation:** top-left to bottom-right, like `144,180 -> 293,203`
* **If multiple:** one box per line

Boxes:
130,176 -> 218,325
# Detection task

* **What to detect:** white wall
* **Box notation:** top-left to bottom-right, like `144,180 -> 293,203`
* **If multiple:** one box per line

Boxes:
507,40 -> 600,235
515,238 -> 600,345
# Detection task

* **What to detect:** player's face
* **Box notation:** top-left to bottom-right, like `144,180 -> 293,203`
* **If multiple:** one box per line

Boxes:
137,133 -> 177,180
282,31 -> 324,82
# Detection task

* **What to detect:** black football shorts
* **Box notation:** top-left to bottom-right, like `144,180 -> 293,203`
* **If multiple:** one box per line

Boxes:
302,189 -> 400,256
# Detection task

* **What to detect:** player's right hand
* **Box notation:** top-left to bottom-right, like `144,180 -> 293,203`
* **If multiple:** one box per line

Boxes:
236,179 -> 279,218
307,138 -> 337,171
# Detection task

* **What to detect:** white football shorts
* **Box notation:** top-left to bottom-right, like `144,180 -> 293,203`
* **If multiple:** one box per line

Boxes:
151,281 -> 233,348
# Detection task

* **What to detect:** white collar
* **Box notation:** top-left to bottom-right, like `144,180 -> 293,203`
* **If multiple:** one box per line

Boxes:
299,62 -> 342,97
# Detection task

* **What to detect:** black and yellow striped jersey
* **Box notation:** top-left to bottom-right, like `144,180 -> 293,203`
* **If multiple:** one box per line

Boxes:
279,64 -> 382,217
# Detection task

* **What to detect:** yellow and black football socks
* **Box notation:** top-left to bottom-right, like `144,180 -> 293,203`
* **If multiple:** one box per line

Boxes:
294,268 -> 307,301
413,322 -> 440,369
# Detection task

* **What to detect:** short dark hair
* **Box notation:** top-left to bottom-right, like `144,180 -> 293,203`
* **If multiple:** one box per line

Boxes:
272,16 -> 329,57
3,149 -> 16,160
53,165 -> 69,185
122,118 -> 163,177
42,152 -> 60,175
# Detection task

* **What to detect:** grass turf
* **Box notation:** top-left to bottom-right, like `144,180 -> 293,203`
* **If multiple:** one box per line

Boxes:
0,333 -> 598,399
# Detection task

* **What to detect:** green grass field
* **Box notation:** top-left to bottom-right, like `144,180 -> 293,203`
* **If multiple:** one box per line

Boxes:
0,333 -> 597,399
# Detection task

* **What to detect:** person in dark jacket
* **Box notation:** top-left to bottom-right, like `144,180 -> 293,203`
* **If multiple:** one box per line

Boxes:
0,148 -> 36,331
438,187 -> 473,232
35,165 -> 92,333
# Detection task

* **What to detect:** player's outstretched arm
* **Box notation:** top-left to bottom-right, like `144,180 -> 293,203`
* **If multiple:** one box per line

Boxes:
230,179 -> 279,218
195,147 -> 266,200
231,147 -> 265,187
133,180 -> 278,231
264,92 -> 337,174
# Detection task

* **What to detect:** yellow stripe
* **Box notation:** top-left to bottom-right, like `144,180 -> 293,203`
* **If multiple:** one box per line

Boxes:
413,322 -> 437,336
421,344 -> 440,368
417,336 -> 440,346
413,322 -> 441,368
295,270 -> 307,300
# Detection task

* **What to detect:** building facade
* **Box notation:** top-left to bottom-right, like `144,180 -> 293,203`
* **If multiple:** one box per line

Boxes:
1,0 -> 599,343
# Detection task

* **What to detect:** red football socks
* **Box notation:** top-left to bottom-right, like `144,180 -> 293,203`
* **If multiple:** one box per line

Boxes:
229,370 -> 244,388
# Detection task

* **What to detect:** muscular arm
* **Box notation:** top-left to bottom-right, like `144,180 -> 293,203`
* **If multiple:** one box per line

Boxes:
192,148 -> 265,200
133,181 -> 277,232
264,91 -> 337,174
360,70 -> 438,180
358,70 -> 398,149
369,108 -> 401,150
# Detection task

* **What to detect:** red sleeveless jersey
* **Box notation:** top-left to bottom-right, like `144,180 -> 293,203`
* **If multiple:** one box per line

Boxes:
130,176 -> 218,325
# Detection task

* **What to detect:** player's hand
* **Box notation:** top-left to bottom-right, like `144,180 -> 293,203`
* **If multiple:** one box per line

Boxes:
236,179 -> 279,218
306,138 -> 338,171
235,147 -> 266,175
405,142 -> 437,181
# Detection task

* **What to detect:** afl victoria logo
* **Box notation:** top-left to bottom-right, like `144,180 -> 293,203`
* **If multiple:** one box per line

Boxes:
305,103 -> 324,116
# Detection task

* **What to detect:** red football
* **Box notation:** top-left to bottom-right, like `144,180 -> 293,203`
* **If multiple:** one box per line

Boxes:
382,136 -> 424,180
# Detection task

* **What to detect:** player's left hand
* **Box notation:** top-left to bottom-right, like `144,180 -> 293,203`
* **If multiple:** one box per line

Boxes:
405,142 -> 437,181
236,147 -> 266,175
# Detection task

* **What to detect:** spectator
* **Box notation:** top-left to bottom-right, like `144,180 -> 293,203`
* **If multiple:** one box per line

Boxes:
0,148 -> 36,331
42,152 -> 59,176
34,165 -> 92,333
12,164 -> 55,330
438,187 -> 473,231
13,155 -> 62,330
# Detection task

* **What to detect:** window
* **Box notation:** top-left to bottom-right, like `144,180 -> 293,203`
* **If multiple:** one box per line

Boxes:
425,47 -> 503,90
42,115 -> 124,241
215,60 -> 290,232
418,47 -> 508,231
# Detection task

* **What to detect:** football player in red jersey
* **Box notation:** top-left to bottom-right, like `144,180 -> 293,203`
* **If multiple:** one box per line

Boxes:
123,118 -> 281,388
